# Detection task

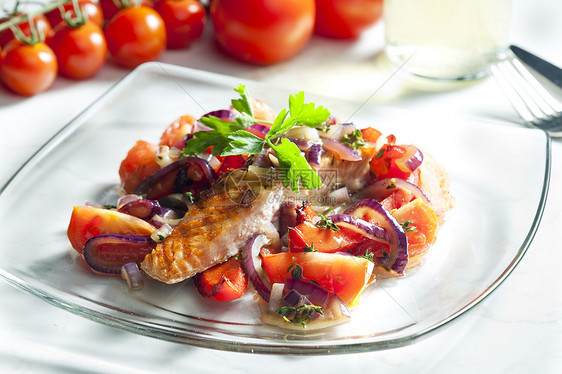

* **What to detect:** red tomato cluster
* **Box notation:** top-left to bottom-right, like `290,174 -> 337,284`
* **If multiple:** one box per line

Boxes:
0,0 -> 206,96
0,0 -> 383,96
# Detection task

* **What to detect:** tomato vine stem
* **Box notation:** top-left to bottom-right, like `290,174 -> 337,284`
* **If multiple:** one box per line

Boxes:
0,0 -> 73,32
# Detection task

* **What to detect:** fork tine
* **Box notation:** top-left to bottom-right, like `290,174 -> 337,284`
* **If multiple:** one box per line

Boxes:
491,63 -> 536,123
511,58 -> 562,114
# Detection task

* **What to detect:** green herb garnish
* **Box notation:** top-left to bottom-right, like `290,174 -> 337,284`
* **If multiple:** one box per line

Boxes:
303,242 -> 317,252
360,251 -> 375,263
341,129 -> 365,149
315,214 -> 340,232
183,85 -> 330,193
401,220 -> 417,232
287,259 -> 304,280
276,304 -> 324,327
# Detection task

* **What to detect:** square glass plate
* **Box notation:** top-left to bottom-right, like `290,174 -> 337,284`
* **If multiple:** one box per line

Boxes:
0,63 -> 550,354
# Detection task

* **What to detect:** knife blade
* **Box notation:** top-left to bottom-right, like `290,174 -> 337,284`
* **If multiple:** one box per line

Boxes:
510,45 -> 562,88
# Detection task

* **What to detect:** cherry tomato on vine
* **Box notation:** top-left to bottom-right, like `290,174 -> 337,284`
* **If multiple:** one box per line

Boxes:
0,14 -> 52,48
45,0 -> 104,29
314,0 -> 383,39
100,0 -> 154,23
0,39 -> 58,96
210,0 -> 315,65
153,0 -> 206,49
104,6 -> 166,68
48,21 -> 107,79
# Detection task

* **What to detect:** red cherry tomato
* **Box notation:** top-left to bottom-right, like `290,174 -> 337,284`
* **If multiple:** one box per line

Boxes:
314,0 -> 383,39
100,0 -> 154,23
0,14 -> 52,48
0,39 -> 58,96
153,0 -> 206,49
44,0 -> 104,29
210,0 -> 315,65
48,21 -> 107,79
104,6 -> 166,68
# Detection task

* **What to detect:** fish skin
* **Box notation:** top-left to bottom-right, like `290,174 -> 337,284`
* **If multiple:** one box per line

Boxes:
141,182 -> 282,284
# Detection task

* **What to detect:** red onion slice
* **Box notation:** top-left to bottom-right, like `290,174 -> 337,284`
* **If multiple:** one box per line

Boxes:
118,198 -> 162,220
242,234 -> 272,301
133,156 -> 216,196
329,214 -> 389,243
344,199 -> 408,273
83,234 -> 156,274
285,278 -> 331,306
321,137 -> 362,161
395,145 -> 423,173
307,143 -> 323,167
359,178 -> 431,205
200,109 -> 238,122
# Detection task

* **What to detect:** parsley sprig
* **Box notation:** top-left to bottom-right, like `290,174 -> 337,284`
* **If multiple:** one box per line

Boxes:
182,85 -> 330,193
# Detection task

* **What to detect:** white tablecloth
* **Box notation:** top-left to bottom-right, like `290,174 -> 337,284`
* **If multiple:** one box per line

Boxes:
1,0 -> 561,372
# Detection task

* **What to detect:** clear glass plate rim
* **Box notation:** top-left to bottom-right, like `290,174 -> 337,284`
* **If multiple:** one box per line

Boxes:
0,62 -> 552,355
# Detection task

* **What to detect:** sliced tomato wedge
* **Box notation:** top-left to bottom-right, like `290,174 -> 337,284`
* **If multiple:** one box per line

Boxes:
194,256 -> 248,301
288,202 -> 364,253
262,252 -> 374,305
67,206 -> 156,254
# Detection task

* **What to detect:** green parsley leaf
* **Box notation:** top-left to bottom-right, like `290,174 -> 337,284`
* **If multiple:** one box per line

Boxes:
288,91 -> 330,128
266,108 -> 292,140
268,138 -> 322,193
231,84 -> 254,117
221,130 -> 265,156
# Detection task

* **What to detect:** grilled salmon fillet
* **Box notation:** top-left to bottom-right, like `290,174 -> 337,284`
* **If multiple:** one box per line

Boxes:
141,178 -> 281,284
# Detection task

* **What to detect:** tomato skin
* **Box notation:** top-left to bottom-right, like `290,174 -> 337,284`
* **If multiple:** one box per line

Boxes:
194,256 -> 248,301
159,114 -> 196,147
314,0 -> 382,39
288,202 -> 364,253
0,14 -> 52,48
262,252 -> 373,304
104,6 -> 166,68
370,145 -> 413,181
119,140 -> 161,194
153,0 -> 206,49
48,21 -> 107,79
67,206 -> 156,254
392,199 -> 438,259
360,127 -> 382,143
100,0 -> 154,23
0,39 -> 58,96
210,0 -> 315,64
45,0 -> 104,29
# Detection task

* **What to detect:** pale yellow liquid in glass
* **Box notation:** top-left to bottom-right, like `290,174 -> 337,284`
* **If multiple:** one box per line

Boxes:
384,0 -> 511,80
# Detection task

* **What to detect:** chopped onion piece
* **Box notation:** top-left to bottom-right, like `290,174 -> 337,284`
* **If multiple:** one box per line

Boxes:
358,178 -> 431,205
121,262 -> 144,290
285,125 -> 321,143
117,194 -> 142,210
321,137 -> 362,161
268,283 -> 286,313
150,223 -> 173,242
328,187 -> 350,204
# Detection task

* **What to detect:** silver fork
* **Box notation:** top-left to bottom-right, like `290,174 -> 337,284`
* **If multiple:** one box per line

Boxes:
491,54 -> 562,137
